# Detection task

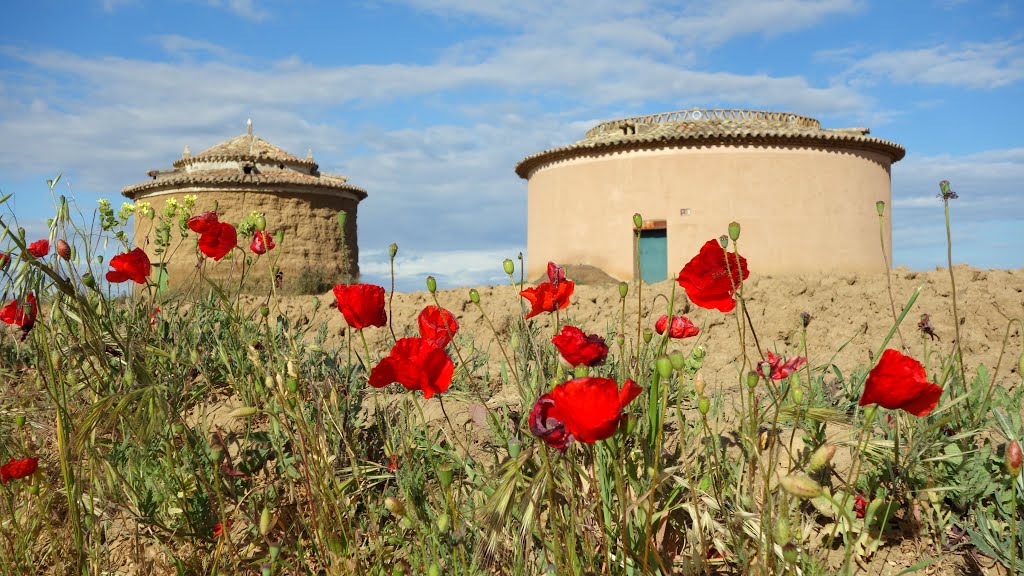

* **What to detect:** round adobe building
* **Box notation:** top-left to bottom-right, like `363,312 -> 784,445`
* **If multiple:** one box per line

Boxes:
515,109 -> 905,283
122,122 -> 367,294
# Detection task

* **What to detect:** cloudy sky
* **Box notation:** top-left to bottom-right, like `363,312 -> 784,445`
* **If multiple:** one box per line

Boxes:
1,0 -> 1021,290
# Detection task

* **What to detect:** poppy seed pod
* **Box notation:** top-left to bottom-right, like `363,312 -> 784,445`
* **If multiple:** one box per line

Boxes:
615,334 -> 625,347
507,437 -> 521,458
254,215 -> 266,231
718,235 -> 729,249
437,464 -> 454,488
618,282 -> 628,299
875,201 -> 886,217
783,543 -> 798,564
15,414 -> 25,428
1007,440 -> 1023,478
503,259 -> 515,276
82,273 -> 96,288
436,513 -> 450,534
389,243 -> 398,259
697,395 -> 710,415
574,365 -> 589,378
260,305 -> 270,318
669,352 -> 686,371
643,328 -> 653,344
656,355 -> 673,379
469,288 -> 480,304
792,386 -> 804,404
633,213 -> 643,229
728,221 -> 741,242
779,473 -> 822,499
428,564 -> 441,576
426,276 -> 437,293
747,371 -> 760,389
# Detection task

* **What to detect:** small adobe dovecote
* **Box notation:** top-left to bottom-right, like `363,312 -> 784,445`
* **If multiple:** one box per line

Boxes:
515,108 -> 905,283
122,121 -> 367,293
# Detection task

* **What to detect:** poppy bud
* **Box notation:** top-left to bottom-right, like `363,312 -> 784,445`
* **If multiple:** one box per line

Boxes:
437,464 -> 454,488
669,351 -> 685,371
261,564 -> 271,576
656,355 -> 673,379
82,273 -> 96,288
718,235 -> 729,249
210,447 -> 223,462
260,507 -> 272,536
311,296 -> 320,311
1007,440 -> 1023,478
503,259 -> 515,276
173,423 -> 186,435
643,329 -> 653,344
274,230 -> 284,245
426,276 -> 437,293
56,239 -> 71,260
875,201 -> 885,217
792,386 -> 804,404
728,221 -> 741,242
436,513 -> 450,534
747,371 -> 760,389
507,437 -> 521,458
694,373 -> 706,396
808,444 -> 837,471
260,305 -> 270,318
287,377 -> 299,393
389,243 -> 398,259
697,396 -> 710,415
384,496 -> 405,518
779,473 -> 822,499
15,414 -> 25,428
229,406 -> 258,419
618,282 -> 628,299
469,288 -> 480,304
633,213 -> 643,229
782,543 -> 798,564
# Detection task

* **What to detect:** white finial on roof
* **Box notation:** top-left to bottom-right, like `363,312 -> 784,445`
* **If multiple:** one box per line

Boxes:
247,118 -> 253,136
306,148 -> 314,161
182,145 -> 190,158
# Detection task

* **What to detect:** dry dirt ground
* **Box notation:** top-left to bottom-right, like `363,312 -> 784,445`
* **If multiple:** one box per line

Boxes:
256,265 -> 1024,574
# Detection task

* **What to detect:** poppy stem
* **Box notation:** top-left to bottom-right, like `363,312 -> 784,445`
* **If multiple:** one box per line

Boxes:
878,208 -> 908,353
943,195 -> 969,414
977,318 -> 1024,426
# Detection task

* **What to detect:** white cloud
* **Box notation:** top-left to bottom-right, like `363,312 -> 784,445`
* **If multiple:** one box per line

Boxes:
202,0 -> 271,21
360,246 -> 522,291
830,39 -> 1024,89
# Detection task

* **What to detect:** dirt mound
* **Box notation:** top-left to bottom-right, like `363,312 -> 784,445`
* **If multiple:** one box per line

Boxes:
530,263 -> 620,285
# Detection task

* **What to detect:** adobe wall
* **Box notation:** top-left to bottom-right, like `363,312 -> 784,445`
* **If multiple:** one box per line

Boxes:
525,144 -> 893,282
131,188 -> 360,294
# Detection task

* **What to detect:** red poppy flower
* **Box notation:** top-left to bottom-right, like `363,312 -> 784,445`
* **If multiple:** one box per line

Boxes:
1,457 -> 39,483
250,230 -> 275,255
213,522 -> 225,539
530,377 -> 642,446
654,315 -> 700,339
676,239 -> 749,313
27,239 -> 49,258
0,252 -> 11,270
387,453 -> 399,472
105,248 -> 151,284
757,351 -> 806,381
853,494 -> 868,519
333,284 -> 387,330
368,337 -> 454,399
418,305 -> 458,348
529,395 -> 573,451
187,211 -> 219,233
859,349 -> 943,417
520,280 -> 574,320
547,261 -> 566,287
1,292 -> 37,332
150,307 -> 161,327
551,325 -> 608,367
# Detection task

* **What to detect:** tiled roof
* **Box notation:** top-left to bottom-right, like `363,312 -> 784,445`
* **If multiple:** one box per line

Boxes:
173,134 -> 315,169
515,109 -> 905,178
122,168 -> 367,199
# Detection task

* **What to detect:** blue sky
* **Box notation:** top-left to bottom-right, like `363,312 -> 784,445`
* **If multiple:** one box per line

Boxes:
1,0 -> 1022,291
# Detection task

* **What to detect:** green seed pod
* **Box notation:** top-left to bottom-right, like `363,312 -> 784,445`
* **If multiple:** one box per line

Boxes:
691,345 -> 706,360
82,273 -> 96,288
426,276 -> 437,293
428,564 -> 441,576
384,496 -> 405,518
389,243 -> 398,259
615,334 -> 625,347
172,423 -> 186,435
254,215 -> 267,231
273,230 -> 284,245
507,437 -> 521,459
747,371 -> 760,389
875,201 -> 885,217
437,464 -> 454,488
697,396 -> 710,415
503,259 -> 515,276
287,377 -> 299,393
643,328 -> 653,344
618,281 -> 628,299
436,513 -> 450,534
718,235 -> 729,249
669,352 -> 686,371
782,543 -> 798,564
269,542 -> 281,561
656,355 -> 673,379
261,564 -> 271,576
779,474 -> 822,499
469,288 -> 480,304
792,386 -> 804,404
574,365 -> 589,378
210,447 -> 223,463
728,221 -> 741,242
15,414 -> 26,428
632,213 -> 643,229
259,305 -> 270,318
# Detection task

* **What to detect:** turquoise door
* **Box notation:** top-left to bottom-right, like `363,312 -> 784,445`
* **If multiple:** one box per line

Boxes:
638,229 -> 668,283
